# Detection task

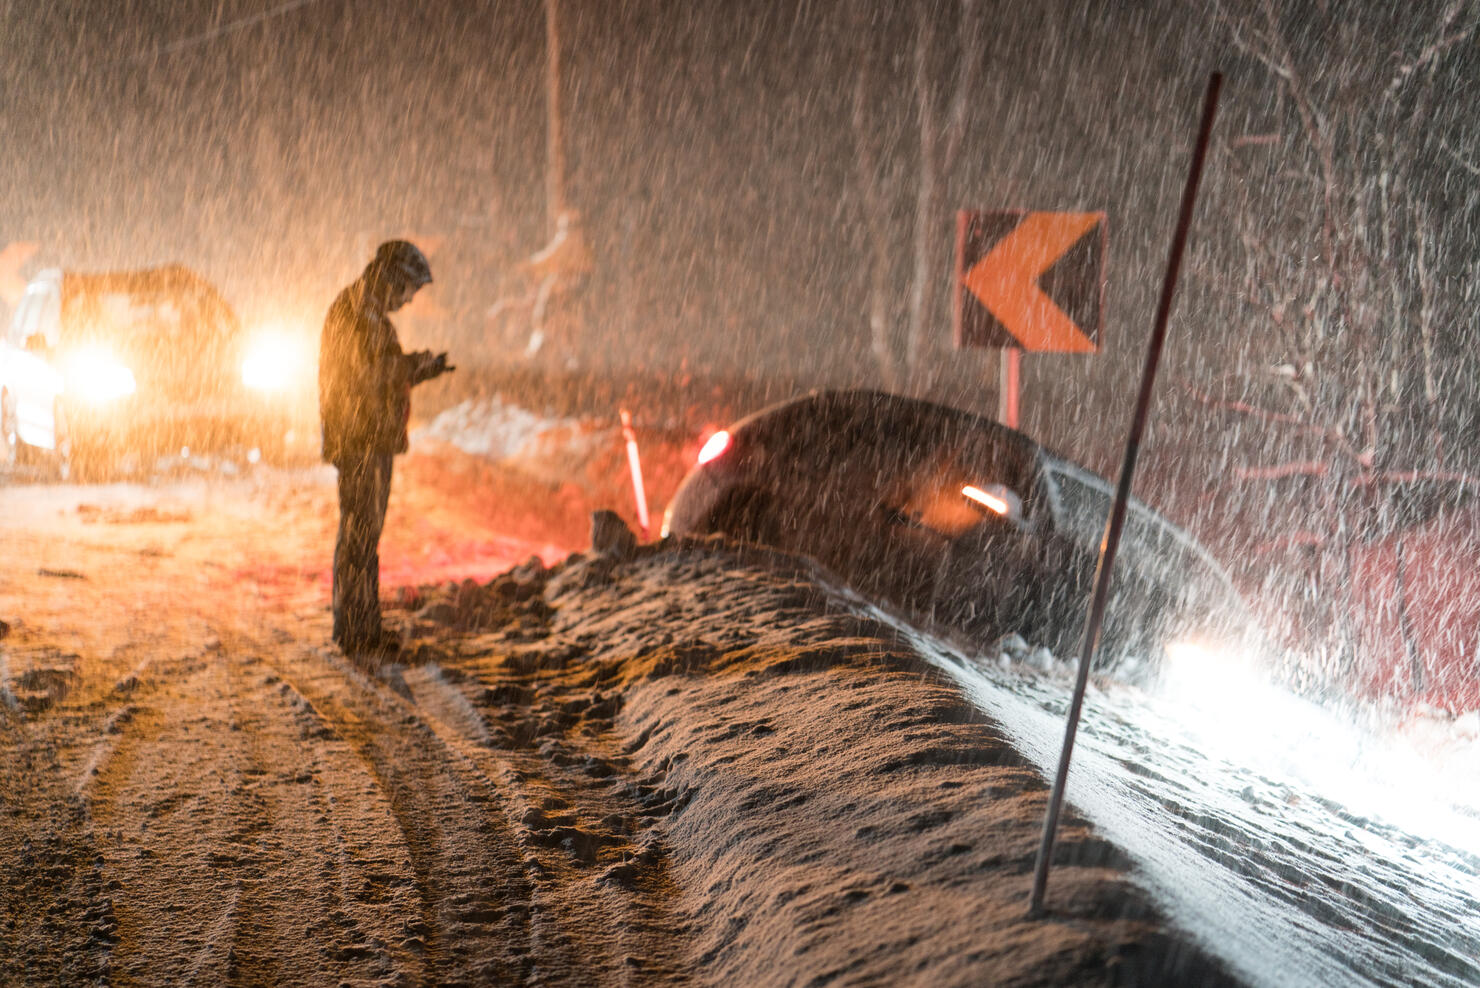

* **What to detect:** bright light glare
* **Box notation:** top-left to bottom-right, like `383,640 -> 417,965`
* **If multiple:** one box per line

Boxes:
697,430 -> 730,465
64,347 -> 136,403
1162,638 -> 1224,669
1156,639 -> 1480,850
7,348 -> 64,398
242,328 -> 306,391
962,484 -> 1009,515
1159,639 -> 1282,731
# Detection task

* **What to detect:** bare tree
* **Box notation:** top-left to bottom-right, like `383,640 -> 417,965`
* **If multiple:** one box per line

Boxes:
848,0 -> 982,392
544,0 -> 567,238
904,0 -> 979,389
1216,0 -> 1479,479
488,0 -> 592,364
848,4 -> 899,390
1207,0 -> 1480,686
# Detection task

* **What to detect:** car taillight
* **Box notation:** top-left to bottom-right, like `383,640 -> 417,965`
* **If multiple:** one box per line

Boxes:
697,430 -> 731,465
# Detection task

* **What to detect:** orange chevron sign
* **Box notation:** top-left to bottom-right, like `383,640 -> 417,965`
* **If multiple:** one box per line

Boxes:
953,210 -> 1106,353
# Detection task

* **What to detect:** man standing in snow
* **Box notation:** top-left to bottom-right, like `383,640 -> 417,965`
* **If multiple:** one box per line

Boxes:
319,240 -> 452,658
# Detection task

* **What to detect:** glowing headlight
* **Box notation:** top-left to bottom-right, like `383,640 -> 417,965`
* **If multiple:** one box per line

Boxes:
963,484 -> 1009,515
962,482 -> 1021,519
63,346 -> 136,403
1158,638 -> 1274,721
242,328 -> 306,392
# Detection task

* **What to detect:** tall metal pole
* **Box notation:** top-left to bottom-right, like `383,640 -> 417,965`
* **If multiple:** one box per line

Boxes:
1028,72 -> 1222,917
544,0 -> 567,236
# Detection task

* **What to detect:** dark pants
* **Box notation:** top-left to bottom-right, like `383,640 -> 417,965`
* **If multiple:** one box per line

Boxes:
332,451 -> 394,649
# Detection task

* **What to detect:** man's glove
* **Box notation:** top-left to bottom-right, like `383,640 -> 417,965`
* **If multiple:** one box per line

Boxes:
410,350 -> 455,383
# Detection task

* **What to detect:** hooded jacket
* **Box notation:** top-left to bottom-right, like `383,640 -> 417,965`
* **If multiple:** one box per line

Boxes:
318,280 -> 433,464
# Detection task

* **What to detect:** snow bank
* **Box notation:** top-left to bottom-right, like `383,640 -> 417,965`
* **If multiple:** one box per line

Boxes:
413,397 -> 613,482
397,531 -> 1237,985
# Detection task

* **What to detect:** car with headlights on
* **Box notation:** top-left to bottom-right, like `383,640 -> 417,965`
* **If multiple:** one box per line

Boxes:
0,265 -> 316,479
662,389 -> 1254,672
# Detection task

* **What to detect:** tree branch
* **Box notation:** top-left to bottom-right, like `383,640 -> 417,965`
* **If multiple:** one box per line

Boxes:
1384,0 -> 1476,98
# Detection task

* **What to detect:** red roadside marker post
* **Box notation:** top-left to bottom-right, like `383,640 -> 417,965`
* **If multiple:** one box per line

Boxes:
1027,71 -> 1223,918
620,408 -> 650,540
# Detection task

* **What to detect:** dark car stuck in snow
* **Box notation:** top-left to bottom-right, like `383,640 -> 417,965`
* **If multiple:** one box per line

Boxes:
663,389 -> 1254,673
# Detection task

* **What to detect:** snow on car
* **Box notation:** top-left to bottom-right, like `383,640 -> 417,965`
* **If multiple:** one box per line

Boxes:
663,389 -> 1254,673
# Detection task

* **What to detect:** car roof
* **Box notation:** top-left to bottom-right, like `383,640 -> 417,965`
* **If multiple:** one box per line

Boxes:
726,388 -> 1053,513
733,389 -> 1046,460
58,265 -> 241,345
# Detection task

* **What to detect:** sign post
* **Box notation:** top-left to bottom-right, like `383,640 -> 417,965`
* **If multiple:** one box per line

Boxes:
999,348 -> 1020,428
953,210 -> 1107,428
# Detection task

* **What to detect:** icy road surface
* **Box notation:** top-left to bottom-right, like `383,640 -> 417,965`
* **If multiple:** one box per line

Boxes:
875,608 -> 1480,987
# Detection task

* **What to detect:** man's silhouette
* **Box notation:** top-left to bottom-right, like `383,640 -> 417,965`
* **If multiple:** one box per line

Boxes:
319,240 -> 451,657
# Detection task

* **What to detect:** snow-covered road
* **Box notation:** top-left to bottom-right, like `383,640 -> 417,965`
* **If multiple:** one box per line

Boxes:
4,407 -> 1476,985
0,455 -> 1231,985
896,613 -> 1480,987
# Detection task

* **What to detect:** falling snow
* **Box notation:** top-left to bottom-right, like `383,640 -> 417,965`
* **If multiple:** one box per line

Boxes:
2,0 -> 1479,984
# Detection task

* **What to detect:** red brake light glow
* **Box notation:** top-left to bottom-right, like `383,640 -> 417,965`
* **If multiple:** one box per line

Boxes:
697,430 -> 731,466
962,484 -> 1009,515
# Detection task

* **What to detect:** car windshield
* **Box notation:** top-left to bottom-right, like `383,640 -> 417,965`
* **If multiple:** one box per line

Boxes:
7,276 -> 61,349
1042,461 -> 1238,606
60,267 -> 241,399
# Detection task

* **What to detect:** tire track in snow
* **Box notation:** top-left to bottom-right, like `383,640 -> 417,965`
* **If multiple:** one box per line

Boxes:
402,658 -> 690,984
0,701 -> 114,984
81,639 -> 429,985
216,645 -> 423,986
82,655 -> 250,984
252,640 -> 545,985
